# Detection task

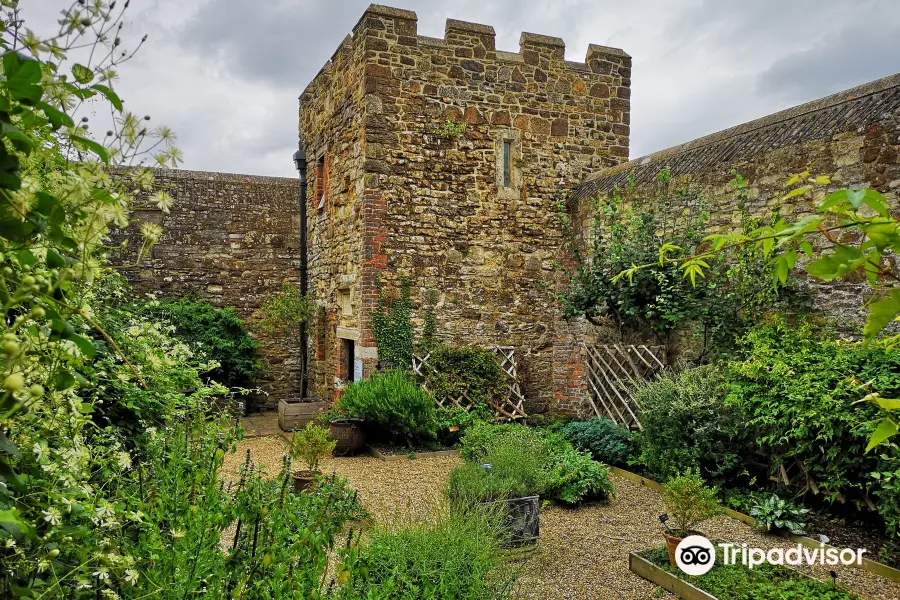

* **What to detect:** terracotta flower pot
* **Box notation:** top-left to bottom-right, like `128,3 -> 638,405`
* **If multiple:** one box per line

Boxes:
663,530 -> 701,567
292,469 -> 317,493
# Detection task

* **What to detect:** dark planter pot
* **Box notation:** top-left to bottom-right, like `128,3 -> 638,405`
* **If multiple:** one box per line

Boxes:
292,470 -> 317,493
329,420 -> 365,456
496,495 -> 540,547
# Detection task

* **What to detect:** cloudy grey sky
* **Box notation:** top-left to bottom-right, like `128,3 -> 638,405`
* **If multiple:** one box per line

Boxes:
25,0 -> 900,178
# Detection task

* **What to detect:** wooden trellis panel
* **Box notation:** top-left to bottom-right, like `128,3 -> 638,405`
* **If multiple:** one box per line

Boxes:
581,343 -> 667,430
412,346 -> 527,421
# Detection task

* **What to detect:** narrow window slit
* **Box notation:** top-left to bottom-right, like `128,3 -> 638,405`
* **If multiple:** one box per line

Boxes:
503,140 -> 511,188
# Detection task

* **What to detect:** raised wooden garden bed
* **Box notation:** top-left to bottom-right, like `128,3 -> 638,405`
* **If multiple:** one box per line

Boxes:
608,466 -> 900,585
278,399 -> 328,431
630,547 -> 860,599
629,552 -> 715,600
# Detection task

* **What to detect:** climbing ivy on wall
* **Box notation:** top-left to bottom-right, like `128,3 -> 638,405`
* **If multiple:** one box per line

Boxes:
558,170 -> 801,358
372,276 -> 414,369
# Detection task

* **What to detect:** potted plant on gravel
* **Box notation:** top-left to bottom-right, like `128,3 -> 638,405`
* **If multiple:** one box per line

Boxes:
333,370 -> 437,451
288,423 -> 336,492
447,436 -> 547,546
327,405 -> 367,457
660,470 -> 722,566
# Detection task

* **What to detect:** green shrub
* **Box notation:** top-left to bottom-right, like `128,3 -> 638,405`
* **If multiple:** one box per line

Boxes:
749,494 -> 810,535
422,344 -> 508,407
635,365 -> 746,481
456,423 -> 614,505
288,423 -> 336,473
434,404 -> 494,443
337,370 -> 437,442
338,508 -> 516,600
141,296 -> 261,388
458,421 -> 567,463
449,435 -> 550,504
725,317 -> 900,535
548,447 -> 615,505
662,469 -> 721,537
560,417 -> 636,468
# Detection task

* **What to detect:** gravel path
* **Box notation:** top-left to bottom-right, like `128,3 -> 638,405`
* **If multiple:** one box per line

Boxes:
225,436 -> 900,600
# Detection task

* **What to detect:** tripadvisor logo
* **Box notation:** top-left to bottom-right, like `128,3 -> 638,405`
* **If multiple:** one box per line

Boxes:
675,535 -> 867,576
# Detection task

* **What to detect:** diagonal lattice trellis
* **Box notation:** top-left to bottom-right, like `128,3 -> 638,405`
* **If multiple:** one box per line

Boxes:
581,343 -> 667,430
412,345 -> 527,421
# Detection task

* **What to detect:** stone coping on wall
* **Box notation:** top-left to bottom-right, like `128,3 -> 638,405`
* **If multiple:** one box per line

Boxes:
570,71 -> 900,203
133,167 -> 299,187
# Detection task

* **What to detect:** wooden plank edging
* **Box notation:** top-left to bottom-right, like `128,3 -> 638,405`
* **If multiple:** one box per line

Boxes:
609,466 -> 900,584
366,446 -> 460,461
629,553 -> 718,600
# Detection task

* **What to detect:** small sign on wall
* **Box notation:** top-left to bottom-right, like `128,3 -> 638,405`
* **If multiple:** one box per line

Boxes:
353,359 -> 363,382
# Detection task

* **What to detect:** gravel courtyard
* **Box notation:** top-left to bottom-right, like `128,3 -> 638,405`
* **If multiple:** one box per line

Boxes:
224,435 -> 900,600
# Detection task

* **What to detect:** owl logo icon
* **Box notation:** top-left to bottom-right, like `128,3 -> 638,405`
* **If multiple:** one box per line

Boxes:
675,535 -> 716,576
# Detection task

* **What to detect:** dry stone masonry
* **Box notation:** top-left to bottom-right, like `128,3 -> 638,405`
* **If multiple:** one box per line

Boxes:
115,169 -> 302,411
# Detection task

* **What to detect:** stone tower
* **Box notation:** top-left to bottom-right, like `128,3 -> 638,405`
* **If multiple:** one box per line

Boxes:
299,4 -> 631,412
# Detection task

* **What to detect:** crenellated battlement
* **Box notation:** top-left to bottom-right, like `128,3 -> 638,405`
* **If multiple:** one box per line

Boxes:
301,3 -> 630,102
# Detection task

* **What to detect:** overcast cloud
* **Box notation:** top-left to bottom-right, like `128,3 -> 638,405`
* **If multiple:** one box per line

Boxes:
23,0 -> 900,177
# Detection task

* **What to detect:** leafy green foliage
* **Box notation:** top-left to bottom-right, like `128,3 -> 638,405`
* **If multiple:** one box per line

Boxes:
433,403 -> 494,442
870,454 -> 900,541
337,370 -> 437,443
749,494 -> 810,535
141,296 -> 261,389
458,422 -> 568,464
82,278 -> 228,441
288,423 -> 336,473
251,283 -> 314,335
644,546 -> 860,600
438,119 -> 467,140
560,170 -> 788,355
725,317 -> 900,508
0,4 -> 372,597
635,365 -> 746,482
560,417 -> 637,468
625,173 -> 900,448
448,436 -> 549,504
421,344 -> 508,407
337,508 -> 515,600
372,277 -> 414,370
662,469 -> 722,536
547,446 -> 614,505
456,423 -> 613,505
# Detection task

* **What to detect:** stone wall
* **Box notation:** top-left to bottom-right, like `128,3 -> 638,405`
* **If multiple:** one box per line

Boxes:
299,4 -> 631,411
299,26 -> 369,399
562,73 -> 900,413
115,168 -> 302,411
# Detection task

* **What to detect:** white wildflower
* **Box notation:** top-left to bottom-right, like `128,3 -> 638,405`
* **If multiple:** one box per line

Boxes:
75,579 -> 92,591
116,451 -> 132,470
93,567 -> 110,581
95,502 -> 115,519
151,191 -> 173,213
124,569 -> 138,585
33,442 -> 48,460
42,508 -> 62,526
